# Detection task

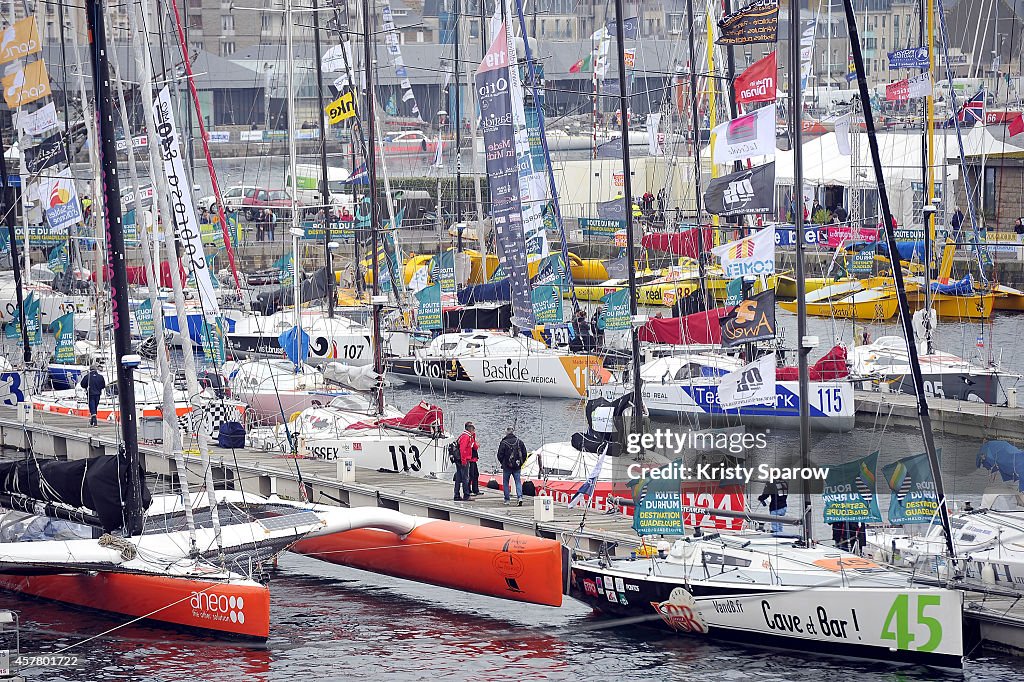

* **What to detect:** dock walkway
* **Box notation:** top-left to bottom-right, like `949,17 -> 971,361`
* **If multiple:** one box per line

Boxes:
855,389 -> 1024,441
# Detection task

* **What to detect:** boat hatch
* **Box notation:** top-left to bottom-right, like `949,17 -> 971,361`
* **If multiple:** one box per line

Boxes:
257,510 -> 322,532
702,552 -> 752,567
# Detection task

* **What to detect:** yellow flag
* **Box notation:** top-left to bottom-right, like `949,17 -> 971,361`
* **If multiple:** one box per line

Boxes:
326,91 -> 356,124
3,59 -> 51,109
0,17 -> 41,65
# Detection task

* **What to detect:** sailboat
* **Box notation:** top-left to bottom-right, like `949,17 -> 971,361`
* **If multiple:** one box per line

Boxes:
562,2 -> 969,668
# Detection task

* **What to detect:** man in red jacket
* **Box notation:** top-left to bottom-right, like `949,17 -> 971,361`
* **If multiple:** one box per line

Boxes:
453,421 -> 478,501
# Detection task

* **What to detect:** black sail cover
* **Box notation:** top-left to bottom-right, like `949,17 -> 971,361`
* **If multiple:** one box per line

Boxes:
254,266 -> 331,315
0,455 -> 152,533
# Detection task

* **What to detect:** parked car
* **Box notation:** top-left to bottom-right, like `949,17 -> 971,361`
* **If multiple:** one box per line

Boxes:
198,184 -> 258,213
239,188 -> 306,221
381,130 -> 436,155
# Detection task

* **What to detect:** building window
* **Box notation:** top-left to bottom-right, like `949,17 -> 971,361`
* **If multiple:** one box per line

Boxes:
555,18 -> 560,34
261,14 -> 271,30
984,167 -> 998,216
417,30 -> 424,42
221,41 -> 235,56
221,15 -> 233,31
193,15 -> 203,29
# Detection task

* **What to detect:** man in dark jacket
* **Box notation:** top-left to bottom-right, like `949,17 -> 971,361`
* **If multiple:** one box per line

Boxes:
757,480 -> 789,534
497,426 -> 528,506
79,364 -> 106,426
453,422 -> 478,501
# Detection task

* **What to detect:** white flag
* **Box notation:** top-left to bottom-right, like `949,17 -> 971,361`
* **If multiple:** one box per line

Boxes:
333,73 -> 350,90
647,113 -> 664,156
408,265 -> 429,294
431,134 -> 443,168
711,104 -> 777,164
835,113 -> 851,156
154,87 -> 219,318
17,101 -> 57,136
718,353 -> 777,409
907,73 -> 933,99
321,44 -> 351,72
711,226 -> 776,278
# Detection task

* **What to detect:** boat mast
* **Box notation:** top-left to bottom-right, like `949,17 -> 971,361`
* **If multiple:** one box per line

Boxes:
285,0 -> 302,336
685,0 -> 708,302
313,0 -> 335,319
921,0 -> 935,354
841,0 -> 956,560
362,0 -> 384,414
0,136 -> 30,365
789,0 -> 813,546
454,0 -> 462,230
612,0 -> 643,432
85,0 -> 143,534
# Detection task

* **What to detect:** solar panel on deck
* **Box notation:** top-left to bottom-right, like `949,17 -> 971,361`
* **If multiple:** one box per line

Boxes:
258,510 -> 321,531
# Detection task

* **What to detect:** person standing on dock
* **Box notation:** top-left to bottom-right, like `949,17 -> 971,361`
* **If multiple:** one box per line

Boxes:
757,480 -> 789,534
79,364 -> 106,427
497,426 -> 528,506
453,422 -> 478,501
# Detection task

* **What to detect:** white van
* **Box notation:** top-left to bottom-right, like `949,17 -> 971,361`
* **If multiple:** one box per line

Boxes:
286,164 -> 354,213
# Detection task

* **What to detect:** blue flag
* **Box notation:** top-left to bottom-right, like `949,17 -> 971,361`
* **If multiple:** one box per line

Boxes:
48,241 -> 69,274
599,288 -> 631,330
882,452 -> 941,525
278,325 -> 310,369
822,451 -> 882,524
274,253 -> 295,287
414,282 -> 442,330
136,299 -> 155,338
51,312 -> 75,363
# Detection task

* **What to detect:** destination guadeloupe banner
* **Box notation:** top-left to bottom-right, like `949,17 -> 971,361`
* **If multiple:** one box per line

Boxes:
415,282 -> 442,330
882,452 -> 940,525
600,288 -> 631,330
632,469 -> 684,535
822,451 -> 882,524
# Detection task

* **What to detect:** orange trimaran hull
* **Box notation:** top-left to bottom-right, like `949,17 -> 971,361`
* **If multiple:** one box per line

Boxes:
291,520 -> 564,607
0,572 -> 270,639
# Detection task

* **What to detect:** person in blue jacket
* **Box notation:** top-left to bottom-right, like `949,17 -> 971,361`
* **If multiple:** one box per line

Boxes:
79,363 -> 106,426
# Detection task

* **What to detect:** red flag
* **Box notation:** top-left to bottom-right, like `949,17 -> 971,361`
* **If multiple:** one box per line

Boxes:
733,51 -> 776,105
1010,113 -> 1024,137
885,79 -> 910,102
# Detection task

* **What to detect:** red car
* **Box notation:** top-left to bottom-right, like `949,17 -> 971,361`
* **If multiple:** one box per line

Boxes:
239,188 -> 306,221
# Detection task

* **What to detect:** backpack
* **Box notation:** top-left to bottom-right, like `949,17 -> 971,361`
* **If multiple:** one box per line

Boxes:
504,439 -> 527,470
447,439 -> 461,464
218,421 -> 246,449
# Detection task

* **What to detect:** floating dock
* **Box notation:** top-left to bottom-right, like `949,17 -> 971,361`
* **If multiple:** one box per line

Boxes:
3,406 -> 1024,656
855,389 -> 1024,442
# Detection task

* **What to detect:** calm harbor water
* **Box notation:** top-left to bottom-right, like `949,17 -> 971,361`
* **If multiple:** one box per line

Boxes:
10,552 -> 1022,681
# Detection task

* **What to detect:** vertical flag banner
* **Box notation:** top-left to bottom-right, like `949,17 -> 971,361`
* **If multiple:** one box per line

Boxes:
632,471 -> 684,535
718,353 -> 776,408
734,51 -> 777,104
51,312 -> 75,363
48,241 -> 69,274
711,104 -> 777,164
274,252 -> 294,287
822,451 -> 883,524
415,282 -> 442,330
17,101 -> 58,136
647,113 -> 664,155
6,293 -> 41,346
0,17 -> 41,65
711,226 -> 776,277
719,289 -> 776,347
381,2 -> 422,120
835,113 -> 852,156
702,162 -> 775,216
434,250 -> 457,305
154,86 -> 220,319
882,452 -> 941,525
35,169 -> 82,232
476,22 -> 534,328
717,0 -> 779,45
531,284 -> 563,325
2,58 -> 51,108
136,299 -> 155,338
600,288 -> 631,330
